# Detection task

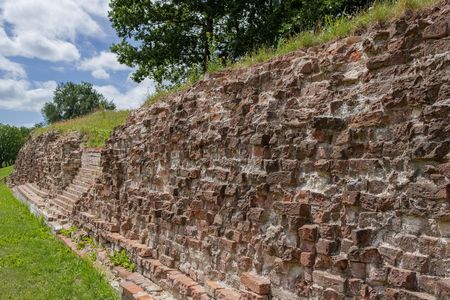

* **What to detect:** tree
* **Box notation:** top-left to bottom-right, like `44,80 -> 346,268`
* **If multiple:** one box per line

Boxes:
109,0 -> 373,87
0,124 -> 31,167
42,82 -> 116,124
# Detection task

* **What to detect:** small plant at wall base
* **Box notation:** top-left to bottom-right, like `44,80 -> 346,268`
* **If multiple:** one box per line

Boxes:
77,236 -> 96,250
108,249 -> 136,272
59,226 -> 78,238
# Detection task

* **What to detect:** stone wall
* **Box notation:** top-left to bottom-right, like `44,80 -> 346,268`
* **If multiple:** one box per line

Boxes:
11,1 -> 450,299
9,131 -> 83,196
73,3 -> 450,298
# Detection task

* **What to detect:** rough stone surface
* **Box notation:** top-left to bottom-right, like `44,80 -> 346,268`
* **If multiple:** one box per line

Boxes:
10,2 -> 450,299
9,131 -> 83,196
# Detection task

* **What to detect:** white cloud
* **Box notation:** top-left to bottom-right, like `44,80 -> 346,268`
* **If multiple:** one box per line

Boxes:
77,0 -> 110,18
0,0 -> 154,117
79,51 -> 130,80
95,78 -> 157,109
0,0 -> 107,62
0,79 -> 56,111
0,55 -> 26,79
92,69 -> 110,80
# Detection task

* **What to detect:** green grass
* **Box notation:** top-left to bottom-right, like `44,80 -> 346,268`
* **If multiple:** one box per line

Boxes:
144,0 -> 439,106
0,165 -> 13,181
33,110 -> 130,148
0,167 -> 118,300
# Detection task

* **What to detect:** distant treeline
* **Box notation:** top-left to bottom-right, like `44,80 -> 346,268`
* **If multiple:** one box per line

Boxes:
0,124 -> 33,167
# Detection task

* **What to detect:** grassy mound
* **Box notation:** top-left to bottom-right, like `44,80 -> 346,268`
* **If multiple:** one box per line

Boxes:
0,166 -> 118,299
33,110 -> 130,148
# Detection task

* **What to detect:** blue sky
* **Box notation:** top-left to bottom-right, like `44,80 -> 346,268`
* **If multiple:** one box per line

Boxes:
0,0 -> 156,127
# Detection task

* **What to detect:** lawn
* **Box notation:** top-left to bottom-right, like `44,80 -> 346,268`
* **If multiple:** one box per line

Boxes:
33,110 -> 130,148
0,166 -> 118,300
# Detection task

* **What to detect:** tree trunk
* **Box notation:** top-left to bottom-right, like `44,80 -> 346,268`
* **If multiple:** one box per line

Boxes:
203,16 -> 214,72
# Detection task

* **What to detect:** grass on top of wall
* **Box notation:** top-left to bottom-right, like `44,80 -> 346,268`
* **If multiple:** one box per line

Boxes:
233,0 -> 439,68
145,0 -> 440,106
33,110 -> 130,148
0,166 -> 118,300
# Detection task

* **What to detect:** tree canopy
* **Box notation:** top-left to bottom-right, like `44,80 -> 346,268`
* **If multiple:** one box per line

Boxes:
42,82 -> 116,124
0,125 -> 31,167
109,0 -> 373,86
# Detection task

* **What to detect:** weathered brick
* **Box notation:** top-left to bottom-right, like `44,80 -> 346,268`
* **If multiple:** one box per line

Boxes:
401,252 -> 429,273
351,228 -> 373,246
423,21 -> 448,39
436,278 -> 450,299
299,224 -> 318,241
316,239 -> 337,255
312,270 -> 347,293
300,252 -> 316,267
387,267 -> 417,290
121,281 -> 144,300
240,272 -> 271,295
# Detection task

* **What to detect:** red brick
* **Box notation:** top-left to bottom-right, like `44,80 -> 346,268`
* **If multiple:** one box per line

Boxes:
351,228 -> 373,246
423,21 -> 449,39
316,239 -> 337,255
240,272 -> 270,295
216,288 -> 241,300
436,278 -> 450,299
121,281 -> 143,299
159,254 -> 175,267
299,224 -> 318,241
240,290 -> 269,300
190,285 -> 207,300
312,270 -> 347,294
387,267 -> 417,290
273,201 -> 310,216
206,280 -> 223,297
135,294 -> 154,300
349,261 -> 366,279
379,244 -> 402,265
400,252 -> 429,273
221,237 -> 237,252
300,252 -> 316,267
342,191 -> 360,206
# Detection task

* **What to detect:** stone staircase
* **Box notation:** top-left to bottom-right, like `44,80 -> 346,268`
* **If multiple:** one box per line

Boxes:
13,150 -> 102,226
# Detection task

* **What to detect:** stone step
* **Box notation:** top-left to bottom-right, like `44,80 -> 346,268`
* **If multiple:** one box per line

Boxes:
57,193 -> 78,206
62,189 -> 82,199
96,226 -> 243,299
67,183 -> 90,193
16,185 -> 45,208
78,167 -> 101,176
51,196 -> 73,212
48,206 -> 68,222
74,173 -> 96,182
48,201 -> 70,220
72,178 -> 95,186
24,183 -> 49,198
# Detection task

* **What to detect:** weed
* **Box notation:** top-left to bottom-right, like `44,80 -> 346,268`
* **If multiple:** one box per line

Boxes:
86,251 -> 97,262
77,236 -> 96,250
60,226 -> 78,238
108,249 -> 136,272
